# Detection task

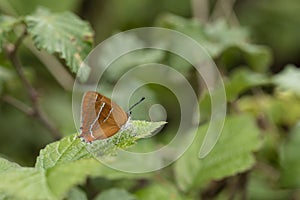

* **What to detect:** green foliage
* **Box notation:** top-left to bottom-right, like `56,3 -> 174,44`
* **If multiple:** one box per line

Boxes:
225,68 -> 271,101
175,115 -> 261,192
273,64 -> 300,96
135,181 -> 183,200
157,14 -> 272,72
66,187 -> 88,200
0,120 -> 164,200
0,15 -> 19,51
280,122 -> 300,188
86,121 -> 167,158
0,2 -> 300,200
25,8 -> 93,73
0,157 -> 20,172
94,188 -> 136,200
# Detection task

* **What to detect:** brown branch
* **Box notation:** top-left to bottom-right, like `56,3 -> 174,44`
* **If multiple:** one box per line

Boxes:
3,30 -> 62,140
201,179 -> 227,199
2,95 -> 33,115
191,0 -> 209,23
228,171 -> 249,200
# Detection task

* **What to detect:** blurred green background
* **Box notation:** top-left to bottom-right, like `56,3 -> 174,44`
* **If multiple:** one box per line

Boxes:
0,0 -> 300,199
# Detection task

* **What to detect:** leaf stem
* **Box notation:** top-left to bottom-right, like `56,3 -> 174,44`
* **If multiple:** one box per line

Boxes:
3,30 -> 62,140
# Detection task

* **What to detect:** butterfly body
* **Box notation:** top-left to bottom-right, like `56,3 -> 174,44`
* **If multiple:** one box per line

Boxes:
79,91 -> 129,143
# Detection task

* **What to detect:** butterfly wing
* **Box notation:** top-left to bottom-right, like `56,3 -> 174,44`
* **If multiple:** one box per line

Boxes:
79,91 -> 128,142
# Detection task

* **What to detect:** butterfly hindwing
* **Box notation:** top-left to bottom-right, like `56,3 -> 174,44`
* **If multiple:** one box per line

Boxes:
79,91 -> 128,142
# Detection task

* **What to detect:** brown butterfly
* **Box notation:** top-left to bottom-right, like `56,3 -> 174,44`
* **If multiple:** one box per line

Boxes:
79,91 -> 145,143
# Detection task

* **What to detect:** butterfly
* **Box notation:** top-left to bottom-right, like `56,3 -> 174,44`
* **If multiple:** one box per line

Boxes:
79,91 -> 145,143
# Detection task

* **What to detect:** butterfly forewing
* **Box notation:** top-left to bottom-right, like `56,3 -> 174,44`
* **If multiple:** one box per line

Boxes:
79,91 -> 128,142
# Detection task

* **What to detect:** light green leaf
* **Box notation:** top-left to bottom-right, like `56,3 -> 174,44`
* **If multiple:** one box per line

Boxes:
46,158 -> 102,198
36,120 -> 166,169
0,159 -> 101,200
273,65 -> 300,96
0,157 -> 20,173
25,8 -> 93,73
35,134 -> 91,169
0,167 -> 56,200
225,68 -> 271,101
0,157 -> 145,200
67,187 -> 88,200
280,121 -> 300,188
175,114 -> 261,192
0,15 -> 19,51
135,182 -> 183,200
86,120 -> 167,157
238,92 -> 300,126
94,188 -> 136,200
0,120 -> 164,199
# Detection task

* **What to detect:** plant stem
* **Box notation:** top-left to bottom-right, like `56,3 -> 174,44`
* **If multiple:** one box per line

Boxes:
191,0 -> 209,23
2,95 -> 33,115
3,30 -> 62,140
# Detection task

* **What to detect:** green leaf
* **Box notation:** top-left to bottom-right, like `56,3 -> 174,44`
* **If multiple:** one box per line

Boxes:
238,92 -> 300,126
174,114 -> 261,191
273,65 -> 300,96
280,122 -> 300,188
36,120 -> 166,169
0,15 -> 19,51
0,157 -> 20,173
0,167 -> 57,200
157,14 -> 272,72
0,158 -> 141,200
86,120 -> 167,157
25,8 -> 93,73
135,182 -> 183,200
67,187 -> 88,200
35,134 -> 90,169
0,159 -> 100,200
94,188 -> 136,200
248,171 -> 292,200
0,120 -> 164,199
46,158 -> 102,198
225,68 -> 271,101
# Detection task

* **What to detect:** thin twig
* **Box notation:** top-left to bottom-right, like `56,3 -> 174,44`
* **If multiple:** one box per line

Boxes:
210,0 -> 240,26
191,0 -> 209,23
3,29 -> 62,140
2,95 -> 33,115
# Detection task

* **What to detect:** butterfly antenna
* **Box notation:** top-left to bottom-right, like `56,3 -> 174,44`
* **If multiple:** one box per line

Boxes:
127,97 -> 145,115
